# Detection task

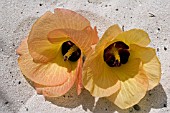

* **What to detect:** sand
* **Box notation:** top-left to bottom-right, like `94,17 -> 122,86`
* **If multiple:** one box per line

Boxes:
0,0 -> 170,113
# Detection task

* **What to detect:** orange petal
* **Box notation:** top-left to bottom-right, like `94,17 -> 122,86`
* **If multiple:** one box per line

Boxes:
28,8 -> 91,63
34,69 -> 77,97
48,26 -> 98,56
16,38 -> 28,55
17,38 -> 77,86
91,26 -> 99,45
34,58 -> 82,97
83,49 -> 120,97
96,24 -> 122,50
143,56 -> 161,90
76,57 -> 83,95
108,70 -> 148,109
54,8 -> 90,30
28,11 -> 59,63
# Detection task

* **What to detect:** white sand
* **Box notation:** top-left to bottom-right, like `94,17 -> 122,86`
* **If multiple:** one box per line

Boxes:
0,0 -> 170,113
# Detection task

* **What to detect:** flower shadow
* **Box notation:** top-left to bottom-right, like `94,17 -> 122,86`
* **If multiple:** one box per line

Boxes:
93,84 -> 167,113
45,87 -> 95,112
24,76 -> 95,111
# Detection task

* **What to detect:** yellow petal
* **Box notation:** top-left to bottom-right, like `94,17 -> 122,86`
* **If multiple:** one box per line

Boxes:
83,49 -> 121,97
96,24 -> 122,49
83,41 -> 143,97
48,26 -> 98,56
28,8 -> 91,62
108,70 -> 148,109
113,58 -> 141,81
17,38 -> 77,86
129,44 -> 160,90
143,56 -> 161,90
130,44 -> 156,63
115,29 -> 150,46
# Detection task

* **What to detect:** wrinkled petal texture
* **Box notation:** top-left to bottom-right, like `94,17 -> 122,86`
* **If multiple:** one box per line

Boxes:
28,8 -> 91,62
33,70 -> 76,97
108,70 -> 148,109
129,45 -> 161,90
143,56 -> 161,90
17,38 -> 77,86
34,57 -> 82,97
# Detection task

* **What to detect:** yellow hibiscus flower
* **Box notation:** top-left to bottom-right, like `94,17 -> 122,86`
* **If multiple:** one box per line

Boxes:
17,8 -> 98,97
83,24 -> 161,109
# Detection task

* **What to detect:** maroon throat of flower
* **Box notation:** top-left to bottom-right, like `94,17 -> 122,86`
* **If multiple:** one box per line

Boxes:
104,41 -> 130,67
62,41 -> 81,62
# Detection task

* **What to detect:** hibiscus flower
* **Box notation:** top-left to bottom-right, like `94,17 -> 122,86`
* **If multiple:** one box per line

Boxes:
17,8 -> 98,97
83,24 -> 161,109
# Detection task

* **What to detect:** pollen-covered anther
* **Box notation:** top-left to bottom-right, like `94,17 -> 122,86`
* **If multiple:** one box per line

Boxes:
62,41 -> 81,62
104,41 -> 130,67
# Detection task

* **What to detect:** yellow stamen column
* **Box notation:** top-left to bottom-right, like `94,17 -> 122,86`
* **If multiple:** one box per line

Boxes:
64,45 -> 78,61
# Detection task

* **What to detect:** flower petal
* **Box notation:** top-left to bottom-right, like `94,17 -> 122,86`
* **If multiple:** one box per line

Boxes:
28,8 -> 90,62
28,11 -> 59,63
54,8 -> 90,30
83,49 -> 120,97
76,57 -> 83,95
83,40 -> 143,97
115,29 -> 150,46
96,24 -> 122,49
48,26 -> 98,56
127,44 -> 159,90
16,38 -> 28,55
130,44 -> 156,63
91,26 -> 99,45
143,56 -> 161,90
34,70 -> 77,97
114,58 -> 142,81
17,38 -> 77,86
108,70 -> 148,109
34,58 -> 83,97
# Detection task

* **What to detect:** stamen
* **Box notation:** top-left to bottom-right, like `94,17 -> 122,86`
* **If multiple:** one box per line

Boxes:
63,45 -> 78,61
110,47 -> 120,62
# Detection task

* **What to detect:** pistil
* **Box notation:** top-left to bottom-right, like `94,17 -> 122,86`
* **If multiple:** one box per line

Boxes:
110,47 -> 120,63
64,45 -> 79,61
62,41 -> 81,62
103,41 -> 130,67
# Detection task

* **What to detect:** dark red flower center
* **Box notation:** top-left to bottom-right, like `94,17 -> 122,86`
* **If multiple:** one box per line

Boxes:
62,41 -> 81,62
103,41 -> 130,67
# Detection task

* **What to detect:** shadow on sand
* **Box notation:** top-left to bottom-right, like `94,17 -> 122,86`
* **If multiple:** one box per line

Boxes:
45,84 -> 166,113
93,84 -> 167,113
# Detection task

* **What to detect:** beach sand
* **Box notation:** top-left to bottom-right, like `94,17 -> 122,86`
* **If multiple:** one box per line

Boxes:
0,0 -> 170,112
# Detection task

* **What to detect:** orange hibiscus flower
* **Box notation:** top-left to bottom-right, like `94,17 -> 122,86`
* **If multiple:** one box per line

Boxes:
83,24 -> 161,109
17,8 -> 98,97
